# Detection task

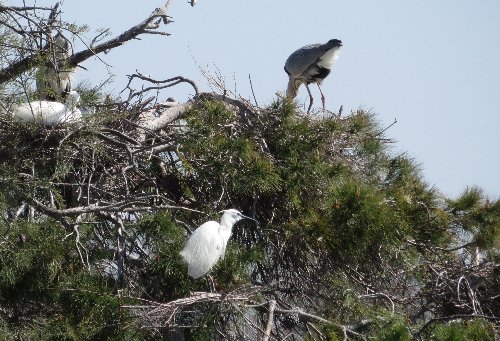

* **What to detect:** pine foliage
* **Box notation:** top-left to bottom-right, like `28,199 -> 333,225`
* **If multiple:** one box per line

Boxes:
0,4 -> 499,340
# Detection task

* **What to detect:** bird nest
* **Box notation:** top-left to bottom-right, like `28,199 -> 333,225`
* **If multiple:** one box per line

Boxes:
124,291 -> 252,328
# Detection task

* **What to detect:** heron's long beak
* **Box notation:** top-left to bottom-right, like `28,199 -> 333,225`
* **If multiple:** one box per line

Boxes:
242,214 -> 259,224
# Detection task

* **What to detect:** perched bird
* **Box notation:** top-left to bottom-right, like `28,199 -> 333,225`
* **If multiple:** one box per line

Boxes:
37,32 -> 75,101
284,39 -> 342,113
12,90 -> 82,126
180,209 -> 257,279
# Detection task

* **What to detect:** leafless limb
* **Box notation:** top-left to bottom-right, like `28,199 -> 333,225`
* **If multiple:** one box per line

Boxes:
263,300 -> 276,341
138,102 -> 192,133
0,2 -> 173,85
0,5 -> 55,11
123,287 -> 378,340
374,117 -> 397,137
89,28 -> 111,49
134,90 -> 261,134
124,72 -> 199,100
73,217 -> 91,271
68,4 -> 172,67
249,74 -> 258,106
123,289 -> 258,328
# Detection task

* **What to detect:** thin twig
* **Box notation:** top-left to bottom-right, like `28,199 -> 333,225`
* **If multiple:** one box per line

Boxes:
249,74 -> 258,106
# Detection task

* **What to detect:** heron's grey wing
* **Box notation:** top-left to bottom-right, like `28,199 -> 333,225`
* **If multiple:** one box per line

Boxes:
180,221 -> 223,279
284,44 -> 326,77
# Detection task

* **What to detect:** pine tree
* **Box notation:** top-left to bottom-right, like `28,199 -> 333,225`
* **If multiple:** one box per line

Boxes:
0,3 -> 498,340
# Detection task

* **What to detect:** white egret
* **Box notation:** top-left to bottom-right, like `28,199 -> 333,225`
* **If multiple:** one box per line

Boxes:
12,90 -> 82,126
180,209 -> 257,279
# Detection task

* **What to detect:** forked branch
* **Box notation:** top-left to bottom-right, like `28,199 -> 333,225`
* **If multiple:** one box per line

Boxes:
0,2 -> 173,84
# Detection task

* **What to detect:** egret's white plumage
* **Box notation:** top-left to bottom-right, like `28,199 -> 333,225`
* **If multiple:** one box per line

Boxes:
180,209 -> 256,279
12,91 -> 82,126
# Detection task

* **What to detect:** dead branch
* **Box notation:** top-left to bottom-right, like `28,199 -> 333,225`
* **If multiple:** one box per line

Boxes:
0,5 -> 54,12
0,2 -> 173,85
138,102 -> 191,132
68,4 -> 172,67
124,289 -> 378,340
25,194 -> 169,217
124,72 -> 199,100
136,91 -> 260,133
123,289 -> 258,328
263,300 -> 276,341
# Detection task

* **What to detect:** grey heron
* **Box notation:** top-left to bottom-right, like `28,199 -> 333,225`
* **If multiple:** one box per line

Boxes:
284,39 -> 342,113
37,32 -> 75,101
180,209 -> 257,279
12,90 -> 82,126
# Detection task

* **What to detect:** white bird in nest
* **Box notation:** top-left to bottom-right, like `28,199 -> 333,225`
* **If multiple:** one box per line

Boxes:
180,209 -> 258,279
11,90 -> 82,126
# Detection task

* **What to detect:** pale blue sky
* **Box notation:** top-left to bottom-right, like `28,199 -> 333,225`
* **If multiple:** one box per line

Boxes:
11,1 -> 500,199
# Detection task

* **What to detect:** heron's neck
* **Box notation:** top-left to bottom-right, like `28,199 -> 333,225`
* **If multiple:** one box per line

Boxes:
220,216 -> 235,230
286,77 -> 300,98
317,47 -> 341,69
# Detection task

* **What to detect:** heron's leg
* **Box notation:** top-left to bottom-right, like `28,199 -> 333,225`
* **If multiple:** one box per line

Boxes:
305,84 -> 314,113
317,83 -> 326,112
206,274 -> 216,292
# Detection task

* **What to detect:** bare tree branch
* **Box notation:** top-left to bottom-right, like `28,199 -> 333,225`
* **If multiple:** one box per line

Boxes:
68,5 -> 172,67
263,300 -> 276,341
0,3 -> 172,85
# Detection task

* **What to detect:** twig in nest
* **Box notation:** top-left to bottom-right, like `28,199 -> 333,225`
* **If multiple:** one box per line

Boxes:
123,71 -> 199,101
